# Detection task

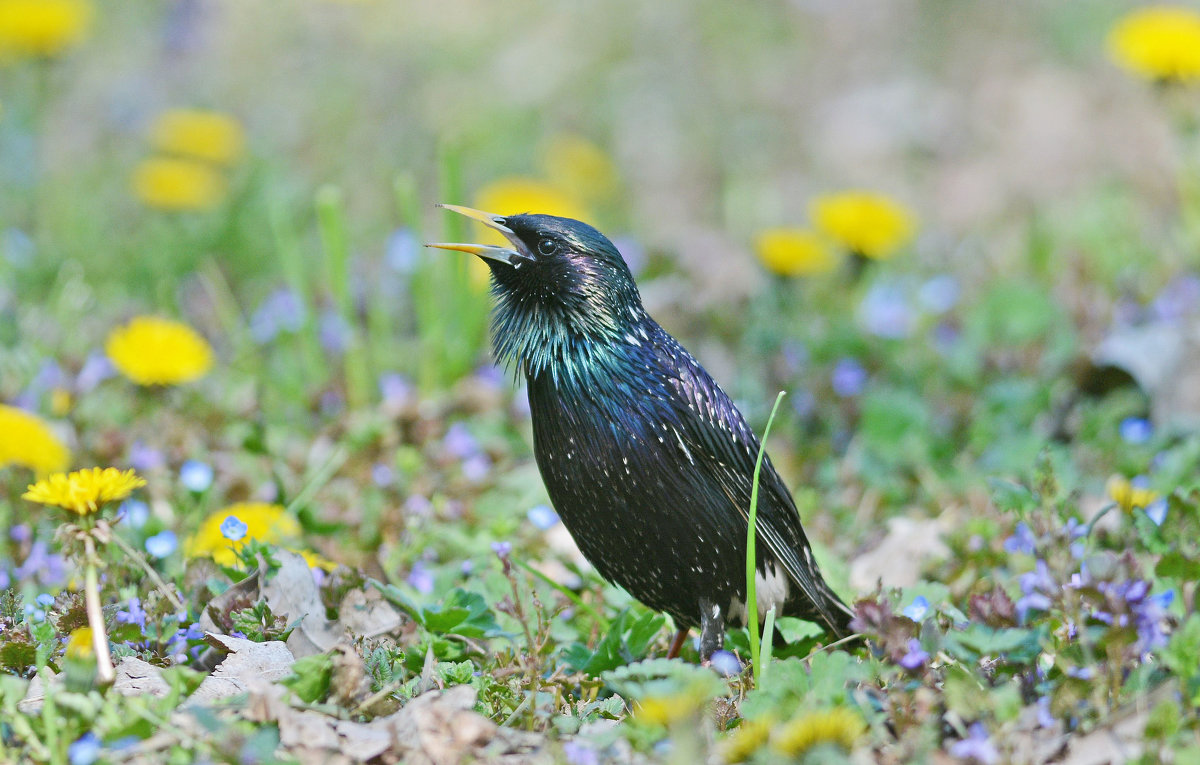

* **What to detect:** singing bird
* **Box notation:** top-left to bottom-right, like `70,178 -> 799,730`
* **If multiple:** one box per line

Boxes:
428,205 -> 854,659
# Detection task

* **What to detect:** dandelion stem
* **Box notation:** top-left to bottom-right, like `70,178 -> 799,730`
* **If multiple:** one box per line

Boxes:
107,527 -> 185,612
82,535 -> 116,685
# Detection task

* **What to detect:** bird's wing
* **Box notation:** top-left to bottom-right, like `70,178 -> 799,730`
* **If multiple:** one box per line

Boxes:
659,337 -> 854,636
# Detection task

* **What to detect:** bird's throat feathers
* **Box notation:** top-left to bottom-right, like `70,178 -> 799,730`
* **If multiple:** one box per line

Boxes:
489,282 -> 650,391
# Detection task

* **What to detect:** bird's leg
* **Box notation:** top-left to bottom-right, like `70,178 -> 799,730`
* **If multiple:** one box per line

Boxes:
666,627 -> 689,659
697,598 -> 725,662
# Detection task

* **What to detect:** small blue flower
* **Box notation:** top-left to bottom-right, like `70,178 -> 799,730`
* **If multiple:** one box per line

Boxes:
902,595 -> 930,622
526,504 -> 560,530
858,282 -> 914,339
1119,416 -> 1153,445
708,650 -> 742,676
461,453 -> 492,483
1145,497 -> 1168,526
35,593 -> 54,607
145,530 -> 177,559
220,515 -> 248,542
831,358 -> 867,397
318,309 -> 352,353
918,274 -> 960,314
385,228 -> 420,274
68,732 -> 102,765
180,460 -> 214,492
119,499 -> 151,529
898,638 -> 929,670
1066,665 -> 1093,680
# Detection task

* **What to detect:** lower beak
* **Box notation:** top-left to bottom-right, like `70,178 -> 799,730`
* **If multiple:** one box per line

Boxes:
425,204 -> 530,267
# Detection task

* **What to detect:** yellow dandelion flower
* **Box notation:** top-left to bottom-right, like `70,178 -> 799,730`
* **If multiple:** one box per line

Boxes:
474,177 -> 589,242
105,316 -> 214,386
49,387 -> 72,416
1108,6 -> 1200,82
635,692 -> 701,726
292,548 -> 338,571
65,626 -> 94,659
131,156 -> 226,211
1106,475 -> 1159,513
23,467 -> 146,516
772,707 -> 865,757
754,227 -> 838,277
811,191 -> 917,260
185,502 -> 301,566
720,718 -> 773,763
0,0 -> 91,59
540,134 -> 620,206
0,404 -> 69,474
150,109 -> 245,166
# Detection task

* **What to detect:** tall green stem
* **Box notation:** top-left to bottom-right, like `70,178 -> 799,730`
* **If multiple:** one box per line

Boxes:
747,391 -> 786,687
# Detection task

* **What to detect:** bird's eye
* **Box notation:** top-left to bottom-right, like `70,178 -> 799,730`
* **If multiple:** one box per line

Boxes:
537,238 -> 557,256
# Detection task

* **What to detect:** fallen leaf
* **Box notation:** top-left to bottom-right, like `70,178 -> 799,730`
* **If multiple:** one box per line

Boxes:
187,633 -> 295,704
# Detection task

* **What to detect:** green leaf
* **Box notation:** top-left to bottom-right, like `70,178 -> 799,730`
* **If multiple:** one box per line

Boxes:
420,606 -> 471,634
282,652 -> 334,703
1156,551 -> 1200,581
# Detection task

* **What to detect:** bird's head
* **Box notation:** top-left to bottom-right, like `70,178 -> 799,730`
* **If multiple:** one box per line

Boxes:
427,205 -> 647,379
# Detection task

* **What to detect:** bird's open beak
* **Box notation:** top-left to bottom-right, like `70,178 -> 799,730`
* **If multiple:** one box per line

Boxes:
425,204 -> 533,267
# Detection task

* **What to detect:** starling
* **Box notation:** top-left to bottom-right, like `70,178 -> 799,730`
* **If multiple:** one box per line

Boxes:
428,205 -> 855,659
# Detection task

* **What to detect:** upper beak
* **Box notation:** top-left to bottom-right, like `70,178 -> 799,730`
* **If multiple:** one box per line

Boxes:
425,204 -> 533,267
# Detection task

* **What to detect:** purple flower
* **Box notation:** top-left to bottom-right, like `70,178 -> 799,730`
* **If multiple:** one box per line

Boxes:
145,530 -> 177,559
902,595 -> 930,622
15,541 -> 66,587
526,504 -> 559,530
918,274 -> 960,314
180,460 -> 213,492
461,453 -> 492,483
898,638 -> 929,670
371,463 -> 395,487
128,441 -> 165,472
10,524 -> 31,543
117,597 -> 147,629
831,358 -> 867,397
708,650 -> 742,676
474,364 -> 505,390
1119,417 -> 1153,445
948,722 -> 998,764
491,541 -> 512,560
562,740 -> 600,765
1003,522 -> 1036,555
68,732 -> 102,765
1066,665 -> 1093,680
220,515 -> 248,542
378,372 -> 412,408
1036,696 -> 1055,729
76,352 -> 115,393
405,494 -> 433,517
1135,590 -> 1174,655
318,309 -> 351,353
250,288 -> 305,344
406,562 -> 435,594
1151,274 -> 1200,321
443,422 -> 480,459
859,282 -> 914,339
0,570 -> 9,589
